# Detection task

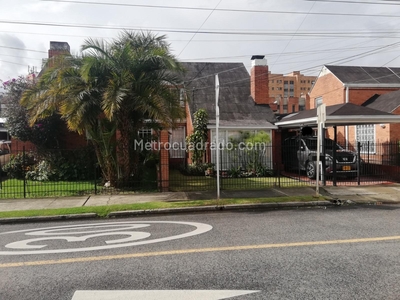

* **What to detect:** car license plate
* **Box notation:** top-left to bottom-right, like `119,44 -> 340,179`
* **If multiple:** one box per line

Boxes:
342,166 -> 351,171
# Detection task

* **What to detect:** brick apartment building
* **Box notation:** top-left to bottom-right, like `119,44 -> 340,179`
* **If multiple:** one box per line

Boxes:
268,70 -> 316,114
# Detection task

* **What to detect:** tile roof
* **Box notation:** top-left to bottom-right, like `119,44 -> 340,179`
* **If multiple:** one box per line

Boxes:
180,62 -> 277,128
325,65 -> 400,84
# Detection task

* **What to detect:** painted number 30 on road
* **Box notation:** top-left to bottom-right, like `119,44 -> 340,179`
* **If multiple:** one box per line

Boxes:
0,221 -> 213,255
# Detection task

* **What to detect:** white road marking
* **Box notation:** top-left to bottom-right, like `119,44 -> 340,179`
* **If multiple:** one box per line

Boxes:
71,290 -> 260,300
5,231 -> 151,249
0,221 -> 213,255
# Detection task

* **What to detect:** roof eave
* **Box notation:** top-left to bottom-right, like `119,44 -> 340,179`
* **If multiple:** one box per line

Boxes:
207,124 -> 278,130
276,115 -> 400,128
343,83 -> 400,88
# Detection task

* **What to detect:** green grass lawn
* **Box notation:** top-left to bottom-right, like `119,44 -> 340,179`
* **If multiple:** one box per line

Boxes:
0,179 -> 98,199
0,195 -> 326,219
169,170 -> 307,192
0,170 -> 308,198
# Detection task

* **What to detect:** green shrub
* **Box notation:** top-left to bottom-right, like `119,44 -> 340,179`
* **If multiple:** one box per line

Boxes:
2,153 -> 35,179
26,160 -> 56,181
228,166 -> 242,178
183,163 -> 210,176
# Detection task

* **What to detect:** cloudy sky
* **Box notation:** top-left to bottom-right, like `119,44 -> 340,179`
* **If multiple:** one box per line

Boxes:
1,0 -> 400,81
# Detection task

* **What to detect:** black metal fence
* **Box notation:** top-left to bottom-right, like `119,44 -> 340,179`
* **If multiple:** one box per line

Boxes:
169,141 -> 400,191
0,146 -> 158,199
1,141 -> 400,198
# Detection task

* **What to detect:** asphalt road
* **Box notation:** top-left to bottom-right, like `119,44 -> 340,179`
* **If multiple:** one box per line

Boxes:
0,205 -> 399,300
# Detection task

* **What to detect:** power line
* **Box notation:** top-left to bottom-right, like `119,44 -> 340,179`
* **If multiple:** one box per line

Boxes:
0,59 -> 29,66
41,0 -> 400,18
3,20 -> 400,38
178,0 -> 223,57
184,40 -> 400,91
0,45 -> 47,53
271,1 -> 317,68
303,0 -> 400,5
0,53 -> 43,61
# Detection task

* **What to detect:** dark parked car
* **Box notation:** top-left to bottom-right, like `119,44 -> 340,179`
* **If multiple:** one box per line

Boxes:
282,136 -> 360,179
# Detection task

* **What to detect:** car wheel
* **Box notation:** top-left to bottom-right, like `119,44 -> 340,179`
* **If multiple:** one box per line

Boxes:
306,161 -> 316,179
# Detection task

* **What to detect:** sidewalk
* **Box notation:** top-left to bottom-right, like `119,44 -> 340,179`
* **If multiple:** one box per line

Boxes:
1,185 -> 399,214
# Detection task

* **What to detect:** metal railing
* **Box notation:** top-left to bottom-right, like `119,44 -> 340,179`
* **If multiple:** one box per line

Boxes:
1,141 -> 399,198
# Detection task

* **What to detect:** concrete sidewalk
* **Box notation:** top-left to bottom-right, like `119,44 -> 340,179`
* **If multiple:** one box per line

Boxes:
0,185 -> 399,213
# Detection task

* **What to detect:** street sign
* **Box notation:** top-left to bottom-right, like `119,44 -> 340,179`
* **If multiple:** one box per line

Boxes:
317,103 -> 326,127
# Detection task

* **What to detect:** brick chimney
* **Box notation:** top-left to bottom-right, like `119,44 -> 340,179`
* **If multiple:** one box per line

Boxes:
250,55 -> 271,105
48,41 -> 70,58
47,41 -> 70,68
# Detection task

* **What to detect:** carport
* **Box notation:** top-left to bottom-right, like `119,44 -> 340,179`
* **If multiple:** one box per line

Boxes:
275,103 -> 400,186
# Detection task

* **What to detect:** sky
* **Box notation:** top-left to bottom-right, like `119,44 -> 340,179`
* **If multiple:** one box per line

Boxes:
1,0 -> 400,81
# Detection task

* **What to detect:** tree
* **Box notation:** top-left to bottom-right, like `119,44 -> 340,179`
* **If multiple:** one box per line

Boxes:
21,31 -> 185,185
1,76 -> 61,150
186,109 -> 208,166
81,31 -> 185,183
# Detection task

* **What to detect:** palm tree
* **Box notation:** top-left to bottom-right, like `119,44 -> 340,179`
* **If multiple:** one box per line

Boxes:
22,31 -> 185,185
81,31 -> 185,183
21,55 -> 119,183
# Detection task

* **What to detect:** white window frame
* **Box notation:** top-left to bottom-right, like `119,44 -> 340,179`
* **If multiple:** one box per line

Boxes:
170,127 -> 186,158
356,124 -> 376,153
138,128 -> 153,141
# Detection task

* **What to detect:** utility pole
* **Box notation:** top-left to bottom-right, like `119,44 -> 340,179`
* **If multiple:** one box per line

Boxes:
215,74 -> 220,201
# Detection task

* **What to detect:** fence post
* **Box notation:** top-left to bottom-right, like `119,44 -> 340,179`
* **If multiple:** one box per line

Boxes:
94,163 -> 97,195
357,142 -> 361,186
23,146 -> 26,198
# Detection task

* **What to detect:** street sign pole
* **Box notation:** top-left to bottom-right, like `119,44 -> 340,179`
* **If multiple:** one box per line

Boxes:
215,74 -> 220,202
316,104 -> 326,196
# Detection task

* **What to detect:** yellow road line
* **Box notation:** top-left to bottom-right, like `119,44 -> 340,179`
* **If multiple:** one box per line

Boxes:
1,235 -> 399,268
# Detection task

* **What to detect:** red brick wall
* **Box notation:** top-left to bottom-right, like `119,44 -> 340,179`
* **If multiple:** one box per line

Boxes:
309,73 -> 345,109
159,129 -> 169,192
388,106 -> 400,141
11,126 -> 87,152
349,88 -> 399,106
10,139 -> 36,152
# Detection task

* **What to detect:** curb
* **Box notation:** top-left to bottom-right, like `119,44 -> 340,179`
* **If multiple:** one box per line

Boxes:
0,213 -> 98,224
108,201 -> 336,218
0,201 -> 341,224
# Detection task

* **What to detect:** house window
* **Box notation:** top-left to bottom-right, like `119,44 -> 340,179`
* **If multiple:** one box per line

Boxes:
170,127 -> 186,158
356,124 -> 375,153
138,128 -> 153,142
315,96 -> 323,108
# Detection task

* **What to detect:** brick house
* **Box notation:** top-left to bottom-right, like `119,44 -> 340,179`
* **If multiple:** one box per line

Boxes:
11,41 -> 88,152
169,56 -> 279,172
309,65 -> 400,144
